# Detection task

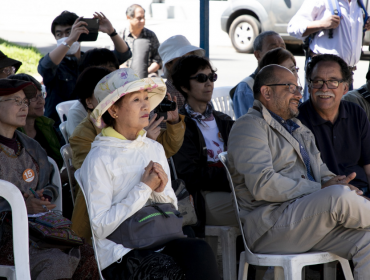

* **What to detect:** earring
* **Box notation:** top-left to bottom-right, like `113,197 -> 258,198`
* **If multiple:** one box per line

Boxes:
114,114 -> 118,118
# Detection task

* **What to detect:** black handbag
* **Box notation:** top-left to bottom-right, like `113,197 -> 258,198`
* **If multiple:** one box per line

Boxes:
107,203 -> 185,250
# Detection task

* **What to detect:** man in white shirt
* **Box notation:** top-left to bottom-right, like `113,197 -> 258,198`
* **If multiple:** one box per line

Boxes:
288,0 -> 370,99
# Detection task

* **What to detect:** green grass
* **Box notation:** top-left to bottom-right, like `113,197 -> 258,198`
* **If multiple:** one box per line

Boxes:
0,38 -> 43,77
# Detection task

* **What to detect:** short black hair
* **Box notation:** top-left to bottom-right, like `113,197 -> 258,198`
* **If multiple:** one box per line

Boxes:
253,65 -> 281,100
79,48 -> 120,73
126,4 -> 145,18
51,11 -> 78,36
306,54 -> 353,85
102,96 -> 125,127
253,31 -> 280,52
171,55 -> 216,101
258,47 -> 296,70
8,73 -> 42,91
71,67 -> 112,111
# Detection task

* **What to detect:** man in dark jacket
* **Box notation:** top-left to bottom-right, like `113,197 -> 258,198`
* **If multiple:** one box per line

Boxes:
38,11 -> 131,126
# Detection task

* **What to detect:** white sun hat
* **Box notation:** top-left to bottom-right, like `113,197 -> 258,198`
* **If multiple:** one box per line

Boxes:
159,35 -> 205,78
90,68 -> 166,128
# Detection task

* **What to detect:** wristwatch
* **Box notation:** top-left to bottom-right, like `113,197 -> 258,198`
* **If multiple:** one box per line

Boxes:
62,41 -> 71,49
109,29 -> 118,37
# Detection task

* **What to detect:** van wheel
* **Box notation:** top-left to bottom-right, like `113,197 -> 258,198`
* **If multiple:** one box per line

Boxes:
230,15 -> 260,53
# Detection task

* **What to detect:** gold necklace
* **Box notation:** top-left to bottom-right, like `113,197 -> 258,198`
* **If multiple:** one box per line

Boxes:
0,140 -> 21,158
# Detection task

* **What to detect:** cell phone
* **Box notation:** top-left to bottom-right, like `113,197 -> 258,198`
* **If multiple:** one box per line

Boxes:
78,18 -> 99,42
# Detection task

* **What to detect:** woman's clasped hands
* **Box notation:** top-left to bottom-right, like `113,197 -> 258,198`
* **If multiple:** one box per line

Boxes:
141,161 -> 168,192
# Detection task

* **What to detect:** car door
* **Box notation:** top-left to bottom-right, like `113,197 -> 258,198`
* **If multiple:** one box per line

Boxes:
269,0 -> 305,37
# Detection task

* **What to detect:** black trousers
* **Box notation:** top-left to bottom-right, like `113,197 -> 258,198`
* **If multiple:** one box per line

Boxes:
102,238 -> 220,280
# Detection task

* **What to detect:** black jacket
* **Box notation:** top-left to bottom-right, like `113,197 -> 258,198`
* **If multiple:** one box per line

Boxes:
172,108 -> 234,236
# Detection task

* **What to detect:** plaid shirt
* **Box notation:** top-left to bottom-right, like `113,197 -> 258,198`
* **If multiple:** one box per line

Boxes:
123,27 -> 161,68
269,110 -> 316,182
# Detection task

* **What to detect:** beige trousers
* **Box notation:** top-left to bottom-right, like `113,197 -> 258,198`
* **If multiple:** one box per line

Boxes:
203,191 -> 238,227
251,185 -> 370,280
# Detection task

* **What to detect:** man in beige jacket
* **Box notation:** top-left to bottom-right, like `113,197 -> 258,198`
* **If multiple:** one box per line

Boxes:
228,64 -> 370,279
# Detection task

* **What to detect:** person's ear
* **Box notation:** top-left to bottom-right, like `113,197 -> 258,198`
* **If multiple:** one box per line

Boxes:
86,97 -> 94,110
107,105 -> 119,119
343,82 -> 349,95
254,50 -> 260,61
126,15 -> 131,20
181,86 -> 190,95
260,85 -> 272,101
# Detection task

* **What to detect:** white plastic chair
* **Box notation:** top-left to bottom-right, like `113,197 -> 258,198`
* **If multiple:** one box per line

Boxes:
212,86 -> 235,120
60,144 -> 75,206
74,169 -> 105,280
59,122 -> 69,144
218,152 -> 354,280
205,225 -> 241,280
0,180 -> 31,280
48,157 -> 63,212
56,100 -> 78,123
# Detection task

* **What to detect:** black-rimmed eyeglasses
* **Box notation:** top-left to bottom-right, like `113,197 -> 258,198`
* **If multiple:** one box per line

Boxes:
266,84 -> 303,94
309,79 -> 344,89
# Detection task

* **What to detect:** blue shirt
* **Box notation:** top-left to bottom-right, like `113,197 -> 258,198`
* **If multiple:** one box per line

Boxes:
298,100 -> 370,192
232,68 -> 258,119
268,110 -> 316,182
38,48 -> 132,126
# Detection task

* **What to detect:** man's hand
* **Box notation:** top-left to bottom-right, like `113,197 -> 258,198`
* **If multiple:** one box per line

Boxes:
66,17 -> 89,44
166,93 -> 180,125
321,15 -> 341,30
24,193 -> 56,214
322,172 -> 362,195
145,115 -> 164,140
93,12 -> 114,34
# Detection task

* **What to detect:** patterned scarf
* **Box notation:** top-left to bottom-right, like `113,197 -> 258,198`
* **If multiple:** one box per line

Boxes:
185,102 -> 214,127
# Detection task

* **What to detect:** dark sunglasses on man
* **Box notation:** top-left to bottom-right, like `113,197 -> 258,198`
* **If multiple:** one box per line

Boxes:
189,73 -> 218,83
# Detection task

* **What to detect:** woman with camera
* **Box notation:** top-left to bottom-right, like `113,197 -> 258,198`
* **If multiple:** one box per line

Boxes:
171,55 -> 238,237
79,69 -> 220,279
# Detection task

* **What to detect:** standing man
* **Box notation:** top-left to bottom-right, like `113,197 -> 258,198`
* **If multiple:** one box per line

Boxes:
288,0 -> 370,100
38,11 -> 131,126
123,4 -> 161,77
228,65 -> 370,279
230,31 -> 286,119
298,54 -> 370,196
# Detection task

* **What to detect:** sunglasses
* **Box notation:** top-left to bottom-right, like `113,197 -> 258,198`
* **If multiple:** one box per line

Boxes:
189,73 -> 218,83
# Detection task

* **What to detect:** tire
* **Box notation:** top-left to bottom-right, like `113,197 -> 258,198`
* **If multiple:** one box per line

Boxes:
229,15 -> 261,53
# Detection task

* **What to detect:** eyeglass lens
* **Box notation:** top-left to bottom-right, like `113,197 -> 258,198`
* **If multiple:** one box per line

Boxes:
194,73 -> 217,83
311,80 -> 340,89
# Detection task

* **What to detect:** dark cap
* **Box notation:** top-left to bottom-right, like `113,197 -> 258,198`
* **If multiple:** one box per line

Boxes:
0,79 -> 37,99
0,51 -> 22,73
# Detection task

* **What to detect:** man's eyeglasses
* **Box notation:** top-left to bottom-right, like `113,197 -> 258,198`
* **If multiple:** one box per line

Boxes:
189,73 -> 218,83
309,79 -> 344,89
266,84 -> 303,94
1,66 -> 15,76
0,98 -> 30,107
30,92 -> 46,103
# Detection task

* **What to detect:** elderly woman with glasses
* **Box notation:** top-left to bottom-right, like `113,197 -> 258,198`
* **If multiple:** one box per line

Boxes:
171,55 -> 238,237
8,74 -> 64,169
0,79 -> 99,279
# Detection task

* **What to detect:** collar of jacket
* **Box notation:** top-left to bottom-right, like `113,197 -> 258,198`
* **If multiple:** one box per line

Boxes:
251,100 -> 310,165
88,112 -> 103,135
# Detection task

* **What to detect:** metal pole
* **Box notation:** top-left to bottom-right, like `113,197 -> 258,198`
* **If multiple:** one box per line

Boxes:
200,0 -> 209,58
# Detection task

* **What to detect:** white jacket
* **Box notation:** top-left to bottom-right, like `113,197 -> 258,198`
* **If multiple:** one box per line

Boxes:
80,132 -> 177,270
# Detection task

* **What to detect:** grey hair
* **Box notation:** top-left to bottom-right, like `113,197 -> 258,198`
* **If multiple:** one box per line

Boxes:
253,31 -> 280,52
126,4 -> 145,18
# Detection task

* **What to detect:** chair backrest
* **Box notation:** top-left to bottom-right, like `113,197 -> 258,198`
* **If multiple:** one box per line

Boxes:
59,122 -> 69,144
212,86 -> 235,120
60,144 -> 75,206
56,100 -> 78,123
74,169 -> 104,280
218,152 -> 257,260
48,157 -> 63,212
0,179 -> 31,280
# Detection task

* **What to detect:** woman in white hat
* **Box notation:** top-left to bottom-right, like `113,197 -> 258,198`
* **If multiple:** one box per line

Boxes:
159,35 -> 205,110
80,69 -> 220,279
